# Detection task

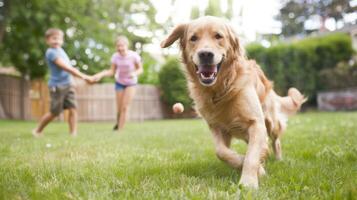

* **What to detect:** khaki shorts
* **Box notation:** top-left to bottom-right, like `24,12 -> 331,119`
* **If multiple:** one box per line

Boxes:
49,85 -> 77,116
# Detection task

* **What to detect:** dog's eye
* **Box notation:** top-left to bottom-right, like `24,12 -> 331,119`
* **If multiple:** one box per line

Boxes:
190,35 -> 198,42
215,33 -> 223,40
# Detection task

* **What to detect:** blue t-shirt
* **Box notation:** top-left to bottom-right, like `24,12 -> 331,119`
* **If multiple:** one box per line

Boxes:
45,47 -> 72,87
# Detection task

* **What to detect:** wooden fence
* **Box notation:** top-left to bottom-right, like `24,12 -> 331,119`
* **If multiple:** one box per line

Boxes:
29,81 -> 165,122
0,74 -> 31,120
73,83 -> 165,121
317,88 -> 357,111
30,80 -> 50,120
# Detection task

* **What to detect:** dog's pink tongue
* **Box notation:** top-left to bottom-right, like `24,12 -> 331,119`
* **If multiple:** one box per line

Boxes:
197,65 -> 217,73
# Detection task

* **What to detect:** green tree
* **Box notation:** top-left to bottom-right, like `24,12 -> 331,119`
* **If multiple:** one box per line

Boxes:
277,0 -> 356,37
190,0 -> 234,19
190,6 -> 200,19
1,0 -> 161,80
277,0 -> 308,36
158,57 -> 192,107
314,0 -> 355,28
0,0 -> 9,43
205,0 -> 223,17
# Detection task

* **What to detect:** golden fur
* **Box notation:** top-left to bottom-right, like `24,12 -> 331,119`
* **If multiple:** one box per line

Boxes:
161,16 -> 306,188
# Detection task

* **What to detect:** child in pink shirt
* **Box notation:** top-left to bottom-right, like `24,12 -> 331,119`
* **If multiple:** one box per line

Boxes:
111,50 -> 141,88
94,36 -> 143,132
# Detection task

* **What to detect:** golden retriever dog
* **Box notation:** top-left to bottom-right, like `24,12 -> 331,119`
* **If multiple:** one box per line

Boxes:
161,16 -> 306,188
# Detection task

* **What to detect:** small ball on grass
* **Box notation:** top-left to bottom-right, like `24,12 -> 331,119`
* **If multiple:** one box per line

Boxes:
172,103 -> 184,114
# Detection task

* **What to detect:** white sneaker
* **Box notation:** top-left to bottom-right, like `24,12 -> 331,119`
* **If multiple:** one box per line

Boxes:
70,132 -> 77,137
32,129 -> 43,138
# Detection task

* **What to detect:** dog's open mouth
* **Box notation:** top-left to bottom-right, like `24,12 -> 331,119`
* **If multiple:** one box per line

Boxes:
195,60 -> 222,86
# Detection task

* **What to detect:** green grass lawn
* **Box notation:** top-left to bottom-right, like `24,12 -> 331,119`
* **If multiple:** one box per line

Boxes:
0,112 -> 357,200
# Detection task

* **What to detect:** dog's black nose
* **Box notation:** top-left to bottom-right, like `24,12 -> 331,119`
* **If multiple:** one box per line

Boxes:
198,51 -> 214,64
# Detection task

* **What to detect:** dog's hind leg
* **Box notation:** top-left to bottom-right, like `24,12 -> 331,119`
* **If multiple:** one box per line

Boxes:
265,118 -> 282,160
272,137 -> 282,160
271,119 -> 285,160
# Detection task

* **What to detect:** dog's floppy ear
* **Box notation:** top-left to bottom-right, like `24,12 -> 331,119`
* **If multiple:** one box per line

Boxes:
161,24 -> 187,48
225,24 -> 242,57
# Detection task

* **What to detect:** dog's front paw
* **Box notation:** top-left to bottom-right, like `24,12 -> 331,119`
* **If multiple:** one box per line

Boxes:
239,175 -> 258,189
258,164 -> 266,177
276,154 -> 283,161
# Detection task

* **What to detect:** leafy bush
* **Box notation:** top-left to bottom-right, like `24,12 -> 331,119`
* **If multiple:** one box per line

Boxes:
138,52 -> 160,85
246,33 -> 354,102
158,57 -> 192,107
318,60 -> 357,90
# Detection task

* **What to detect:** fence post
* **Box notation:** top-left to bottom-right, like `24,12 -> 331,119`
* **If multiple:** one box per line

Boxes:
20,76 -> 25,120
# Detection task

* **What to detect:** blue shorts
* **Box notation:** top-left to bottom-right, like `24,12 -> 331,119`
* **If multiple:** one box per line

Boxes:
115,82 -> 135,91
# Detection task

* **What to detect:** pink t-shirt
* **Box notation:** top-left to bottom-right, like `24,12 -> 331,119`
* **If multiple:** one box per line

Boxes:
111,50 -> 141,85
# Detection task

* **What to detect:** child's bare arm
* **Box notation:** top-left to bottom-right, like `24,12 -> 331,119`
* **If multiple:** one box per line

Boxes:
93,63 -> 116,81
54,58 -> 92,82
134,61 -> 143,76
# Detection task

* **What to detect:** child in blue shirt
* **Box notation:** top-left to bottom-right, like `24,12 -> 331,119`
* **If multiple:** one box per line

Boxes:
32,28 -> 94,137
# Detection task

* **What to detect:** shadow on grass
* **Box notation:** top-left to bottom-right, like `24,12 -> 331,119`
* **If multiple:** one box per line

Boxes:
113,157 -> 241,185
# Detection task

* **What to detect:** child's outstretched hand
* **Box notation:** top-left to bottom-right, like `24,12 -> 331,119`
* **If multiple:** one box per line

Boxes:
92,74 -> 102,82
83,75 -> 96,84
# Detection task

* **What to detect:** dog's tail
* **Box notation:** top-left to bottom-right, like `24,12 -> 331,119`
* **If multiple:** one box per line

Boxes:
280,88 -> 307,116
